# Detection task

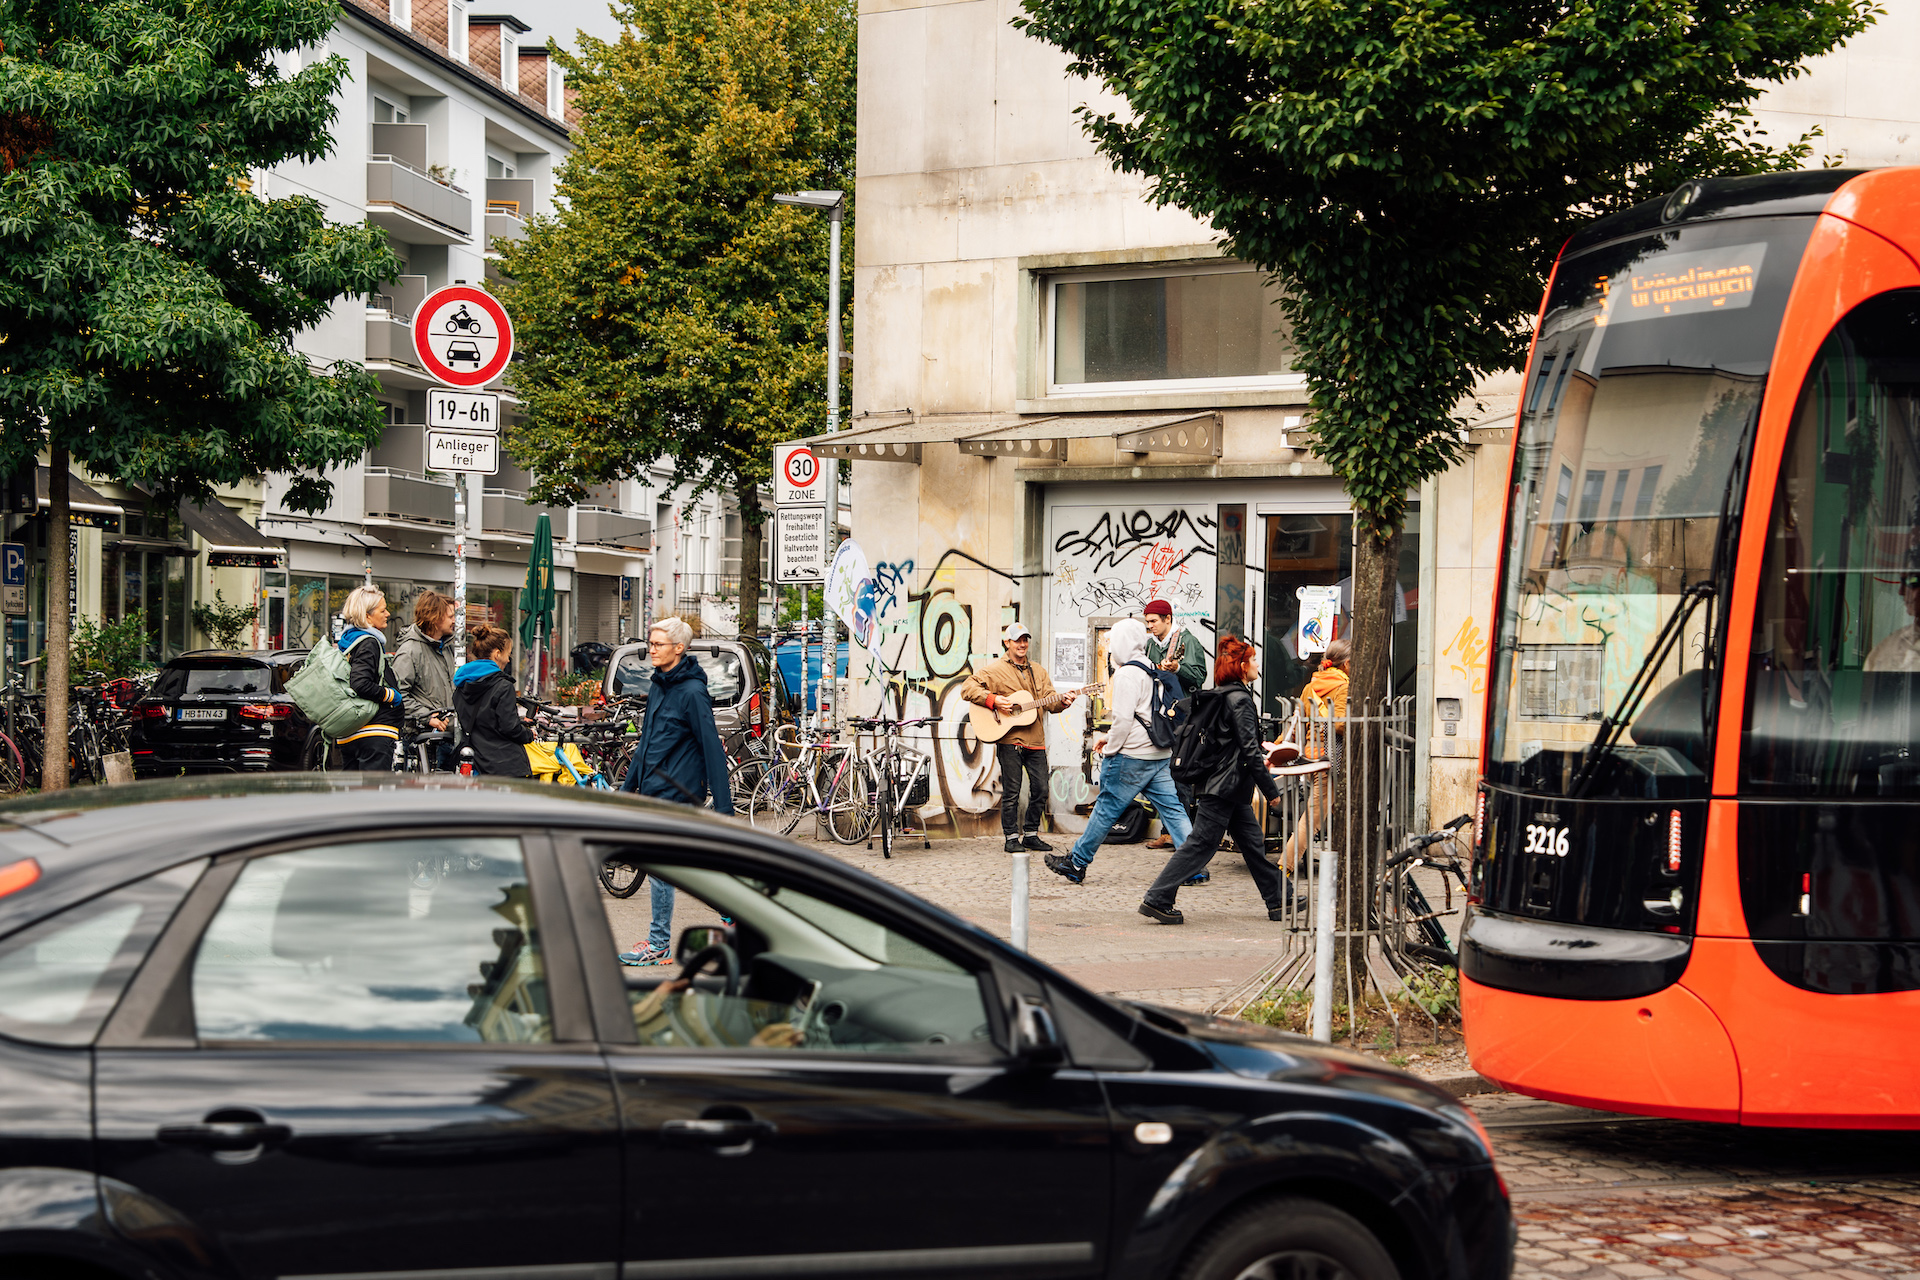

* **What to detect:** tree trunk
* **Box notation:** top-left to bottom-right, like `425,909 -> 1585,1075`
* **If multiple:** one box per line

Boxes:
736,481 -> 764,639
1325,519 -> 1400,1037
42,447 -> 70,791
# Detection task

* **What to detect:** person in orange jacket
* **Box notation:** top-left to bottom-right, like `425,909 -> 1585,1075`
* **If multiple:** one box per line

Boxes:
1281,638 -> 1349,874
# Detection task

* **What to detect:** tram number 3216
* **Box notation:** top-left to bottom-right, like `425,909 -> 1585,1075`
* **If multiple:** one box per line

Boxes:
1525,824 -> 1570,858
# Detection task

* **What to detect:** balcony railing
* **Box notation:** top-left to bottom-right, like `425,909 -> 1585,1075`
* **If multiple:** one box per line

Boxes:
485,205 -> 528,250
575,506 -> 651,549
482,488 -> 562,536
365,312 -> 419,367
367,155 -> 472,239
671,572 -> 742,601
365,467 -> 457,527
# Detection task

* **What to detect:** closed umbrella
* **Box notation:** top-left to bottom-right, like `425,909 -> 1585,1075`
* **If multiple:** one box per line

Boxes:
519,513 -> 555,696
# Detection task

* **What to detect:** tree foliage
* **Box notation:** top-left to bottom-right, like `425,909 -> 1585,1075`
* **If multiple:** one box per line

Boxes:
497,0 -> 854,634
0,0 -> 401,786
1016,0 -> 1876,711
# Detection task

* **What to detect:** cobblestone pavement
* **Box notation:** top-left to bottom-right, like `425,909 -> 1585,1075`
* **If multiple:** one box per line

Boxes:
1482,1093 -> 1920,1280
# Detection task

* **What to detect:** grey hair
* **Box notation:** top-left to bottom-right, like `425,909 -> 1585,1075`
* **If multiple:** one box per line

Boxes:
342,585 -> 386,630
651,615 -> 693,647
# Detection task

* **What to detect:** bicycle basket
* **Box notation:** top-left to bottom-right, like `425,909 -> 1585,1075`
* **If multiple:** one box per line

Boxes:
904,774 -> 931,807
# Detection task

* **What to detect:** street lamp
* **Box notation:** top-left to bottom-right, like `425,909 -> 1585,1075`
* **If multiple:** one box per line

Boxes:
775,189 -> 844,733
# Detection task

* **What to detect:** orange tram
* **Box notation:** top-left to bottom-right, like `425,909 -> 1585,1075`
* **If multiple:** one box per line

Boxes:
1464,169 -> 1920,1128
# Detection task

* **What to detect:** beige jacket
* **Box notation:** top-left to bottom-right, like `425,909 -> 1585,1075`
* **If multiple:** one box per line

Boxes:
961,656 -> 1061,750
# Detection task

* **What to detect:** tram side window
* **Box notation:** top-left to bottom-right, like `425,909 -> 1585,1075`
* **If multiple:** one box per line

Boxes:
1744,289 -> 1920,796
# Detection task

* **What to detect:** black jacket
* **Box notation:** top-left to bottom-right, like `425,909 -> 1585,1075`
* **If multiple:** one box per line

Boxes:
620,655 -> 733,814
452,660 -> 535,777
1194,682 -> 1283,803
340,629 -> 402,737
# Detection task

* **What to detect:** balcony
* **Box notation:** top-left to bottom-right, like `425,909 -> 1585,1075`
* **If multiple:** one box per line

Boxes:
365,468 -> 457,527
576,506 -> 652,550
482,488 -> 562,537
363,312 -> 440,391
367,157 -> 472,245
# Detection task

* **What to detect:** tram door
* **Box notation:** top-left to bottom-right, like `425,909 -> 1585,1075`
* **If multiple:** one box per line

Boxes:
1259,513 -> 1353,719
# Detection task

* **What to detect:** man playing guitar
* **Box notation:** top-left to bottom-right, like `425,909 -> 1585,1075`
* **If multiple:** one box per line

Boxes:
961,622 -> 1079,853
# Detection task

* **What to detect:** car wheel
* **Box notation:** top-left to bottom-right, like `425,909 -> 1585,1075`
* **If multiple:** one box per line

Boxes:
1179,1196 -> 1399,1280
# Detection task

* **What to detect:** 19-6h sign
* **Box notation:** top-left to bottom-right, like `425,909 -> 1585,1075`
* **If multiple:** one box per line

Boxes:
774,442 -> 823,506
413,285 -> 514,388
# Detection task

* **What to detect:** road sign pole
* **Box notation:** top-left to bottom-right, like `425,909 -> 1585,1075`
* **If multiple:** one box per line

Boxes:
453,481 -> 468,659
823,208 -> 842,737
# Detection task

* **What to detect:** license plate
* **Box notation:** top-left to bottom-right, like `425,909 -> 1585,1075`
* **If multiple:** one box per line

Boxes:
177,708 -> 225,722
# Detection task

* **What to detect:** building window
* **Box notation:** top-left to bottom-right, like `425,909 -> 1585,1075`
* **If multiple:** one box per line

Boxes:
486,154 -> 516,179
449,0 -> 468,61
1048,265 -> 1298,394
500,31 -> 517,90
547,63 -> 565,120
373,95 -> 408,124
390,0 -> 410,28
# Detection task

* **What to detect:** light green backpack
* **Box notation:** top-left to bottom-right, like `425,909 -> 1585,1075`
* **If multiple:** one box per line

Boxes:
286,634 -> 385,738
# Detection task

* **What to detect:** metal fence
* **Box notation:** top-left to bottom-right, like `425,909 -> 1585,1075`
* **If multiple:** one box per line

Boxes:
1207,695 -> 1443,1042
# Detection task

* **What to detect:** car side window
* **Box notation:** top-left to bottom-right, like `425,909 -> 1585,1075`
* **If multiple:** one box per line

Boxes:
597,849 -> 994,1058
611,651 -> 650,698
193,837 -> 550,1044
0,859 -> 206,1047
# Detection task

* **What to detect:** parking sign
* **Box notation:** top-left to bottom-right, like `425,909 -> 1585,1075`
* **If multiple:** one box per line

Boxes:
2,542 -> 23,616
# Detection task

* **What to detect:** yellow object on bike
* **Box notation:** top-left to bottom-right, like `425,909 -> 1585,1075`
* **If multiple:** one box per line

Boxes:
526,741 -> 593,784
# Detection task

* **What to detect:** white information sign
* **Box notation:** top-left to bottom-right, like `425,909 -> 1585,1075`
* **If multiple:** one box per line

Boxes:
429,389 -> 500,433
776,507 -> 828,582
1296,584 -> 1341,655
774,442 -> 824,507
428,430 -> 500,475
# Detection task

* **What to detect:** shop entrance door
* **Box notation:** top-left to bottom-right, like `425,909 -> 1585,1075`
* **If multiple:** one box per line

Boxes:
1259,512 -> 1353,718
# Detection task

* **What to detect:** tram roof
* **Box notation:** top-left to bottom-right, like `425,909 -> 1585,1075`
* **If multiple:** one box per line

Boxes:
1567,169 -> 1868,256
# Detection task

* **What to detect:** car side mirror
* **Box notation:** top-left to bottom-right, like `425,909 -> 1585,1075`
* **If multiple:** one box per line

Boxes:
1011,994 -> 1066,1070
675,925 -> 731,963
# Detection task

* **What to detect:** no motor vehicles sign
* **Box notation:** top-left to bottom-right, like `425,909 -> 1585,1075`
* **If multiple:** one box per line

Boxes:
413,286 -> 515,388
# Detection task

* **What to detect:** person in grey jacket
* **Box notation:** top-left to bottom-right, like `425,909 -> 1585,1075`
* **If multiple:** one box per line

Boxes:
392,590 -> 459,768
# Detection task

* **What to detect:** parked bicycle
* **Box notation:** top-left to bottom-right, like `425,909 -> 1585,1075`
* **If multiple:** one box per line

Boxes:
1381,813 -> 1472,968
846,715 -> 937,859
745,729 -> 868,843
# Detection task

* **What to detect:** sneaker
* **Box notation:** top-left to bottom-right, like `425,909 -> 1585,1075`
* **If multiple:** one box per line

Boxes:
1022,834 -> 1053,852
1004,837 -> 1024,853
1043,853 -> 1085,885
618,944 -> 674,967
1139,900 -> 1184,925
1182,870 -> 1211,886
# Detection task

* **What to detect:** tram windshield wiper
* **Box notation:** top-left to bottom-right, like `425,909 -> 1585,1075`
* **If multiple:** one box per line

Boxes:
1568,581 -> 1715,799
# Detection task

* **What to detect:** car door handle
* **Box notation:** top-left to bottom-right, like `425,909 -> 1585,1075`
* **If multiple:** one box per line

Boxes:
659,1117 -> 777,1149
157,1117 -> 293,1152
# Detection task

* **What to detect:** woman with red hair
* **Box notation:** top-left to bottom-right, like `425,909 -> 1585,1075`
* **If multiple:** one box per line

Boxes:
1140,635 -> 1303,924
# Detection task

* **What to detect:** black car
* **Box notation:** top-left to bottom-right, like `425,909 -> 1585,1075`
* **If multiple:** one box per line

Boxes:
126,650 -> 314,777
0,777 -> 1511,1280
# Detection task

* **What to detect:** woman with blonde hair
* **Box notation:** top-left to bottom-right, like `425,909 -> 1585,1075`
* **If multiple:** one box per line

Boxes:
335,585 -> 405,770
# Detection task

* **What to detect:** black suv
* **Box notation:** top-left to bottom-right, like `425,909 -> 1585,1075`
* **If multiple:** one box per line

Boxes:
0,776 -> 1511,1280
126,650 -> 313,777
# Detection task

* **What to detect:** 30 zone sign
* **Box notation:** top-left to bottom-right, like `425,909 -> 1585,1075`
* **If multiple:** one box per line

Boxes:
774,443 -> 823,506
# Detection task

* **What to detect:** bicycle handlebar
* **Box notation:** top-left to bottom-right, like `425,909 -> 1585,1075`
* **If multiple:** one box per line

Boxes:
1383,814 -> 1472,871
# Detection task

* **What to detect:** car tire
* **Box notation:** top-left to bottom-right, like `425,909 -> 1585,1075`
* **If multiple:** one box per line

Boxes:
1178,1196 -> 1399,1280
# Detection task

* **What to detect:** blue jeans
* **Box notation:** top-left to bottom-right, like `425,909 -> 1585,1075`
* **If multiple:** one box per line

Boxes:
1070,754 -> 1192,869
647,876 -> 674,952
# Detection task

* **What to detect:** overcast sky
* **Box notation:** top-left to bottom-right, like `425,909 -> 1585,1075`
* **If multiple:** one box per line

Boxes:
509,0 -> 628,54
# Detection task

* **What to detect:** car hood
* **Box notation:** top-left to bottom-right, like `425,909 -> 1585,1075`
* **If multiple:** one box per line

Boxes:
1128,1000 -> 1459,1108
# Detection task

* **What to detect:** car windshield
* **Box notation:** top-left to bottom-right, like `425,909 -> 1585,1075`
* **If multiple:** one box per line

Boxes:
610,649 -> 744,703
1485,216 -> 1817,799
150,661 -> 274,698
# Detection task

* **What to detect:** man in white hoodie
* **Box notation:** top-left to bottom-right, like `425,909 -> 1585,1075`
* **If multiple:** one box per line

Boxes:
1044,618 -> 1193,885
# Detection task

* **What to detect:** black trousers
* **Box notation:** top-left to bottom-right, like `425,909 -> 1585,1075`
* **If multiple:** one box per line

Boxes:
995,742 -> 1049,836
1144,785 -> 1284,910
339,735 -> 398,771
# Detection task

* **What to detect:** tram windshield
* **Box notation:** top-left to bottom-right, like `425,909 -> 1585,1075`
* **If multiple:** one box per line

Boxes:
1487,217 -> 1817,799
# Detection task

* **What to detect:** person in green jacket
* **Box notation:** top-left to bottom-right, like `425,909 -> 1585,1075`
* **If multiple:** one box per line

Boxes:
1143,598 -> 1208,854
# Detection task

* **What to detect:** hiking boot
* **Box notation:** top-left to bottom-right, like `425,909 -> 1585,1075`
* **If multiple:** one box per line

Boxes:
1004,836 -> 1024,853
1139,900 -> 1184,925
1043,853 -> 1085,885
1022,834 -> 1053,852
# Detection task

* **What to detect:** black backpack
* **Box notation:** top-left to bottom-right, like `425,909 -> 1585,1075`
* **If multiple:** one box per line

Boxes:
1169,687 -> 1236,786
1125,658 -> 1188,749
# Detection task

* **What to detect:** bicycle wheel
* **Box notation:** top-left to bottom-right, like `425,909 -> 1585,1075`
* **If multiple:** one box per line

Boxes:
747,762 -> 806,835
0,732 -> 23,794
599,856 -> 644,898
824,756 -> 878,845
729,756 -> 768,805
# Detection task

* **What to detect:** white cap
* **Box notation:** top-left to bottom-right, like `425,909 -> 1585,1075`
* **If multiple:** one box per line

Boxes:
1004,622 -> 1031,643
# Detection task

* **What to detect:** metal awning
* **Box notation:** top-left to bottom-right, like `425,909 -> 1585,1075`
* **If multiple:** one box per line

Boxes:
256,519 -> 389,550
805,413 -> 1034,465
178,498 -> 285,567
957,411 -> 1221,462
36,467 -> 124,527
111,535 -> 197,556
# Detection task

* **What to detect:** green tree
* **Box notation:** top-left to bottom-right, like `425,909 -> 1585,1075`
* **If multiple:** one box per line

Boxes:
1014,0 -> 1874,710
191,588 -> 260,650
497,0 -> 854,638
0,0 -> 399,788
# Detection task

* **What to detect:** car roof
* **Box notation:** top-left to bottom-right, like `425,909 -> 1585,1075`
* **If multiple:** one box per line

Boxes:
0,775 -> 965,944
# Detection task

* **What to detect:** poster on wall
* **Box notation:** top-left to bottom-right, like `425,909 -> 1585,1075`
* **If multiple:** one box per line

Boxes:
1296,584 -> 1340,654
1052,633 -> 1087,684
826,539 -> 878,648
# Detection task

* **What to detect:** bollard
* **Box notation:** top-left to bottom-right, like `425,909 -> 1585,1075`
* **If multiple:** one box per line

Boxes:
1010,850 -> 1030,950
1311,840 -> 1337,1043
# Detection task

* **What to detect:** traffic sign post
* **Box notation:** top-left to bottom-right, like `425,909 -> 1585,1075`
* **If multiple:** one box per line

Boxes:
773,442 -> 828,726
429,389 -> 500,431
427,431 -> 500,475
413,286 -> 515,388
775,508 -> 828,583
774,443 -> 823,507
2,541 -> 23,616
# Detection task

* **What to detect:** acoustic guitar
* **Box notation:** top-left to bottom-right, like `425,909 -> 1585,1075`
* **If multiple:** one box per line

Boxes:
967,684 -> 1100,744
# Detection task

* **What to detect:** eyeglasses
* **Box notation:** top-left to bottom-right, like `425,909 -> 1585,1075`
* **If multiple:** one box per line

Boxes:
647,639 -> 678,649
